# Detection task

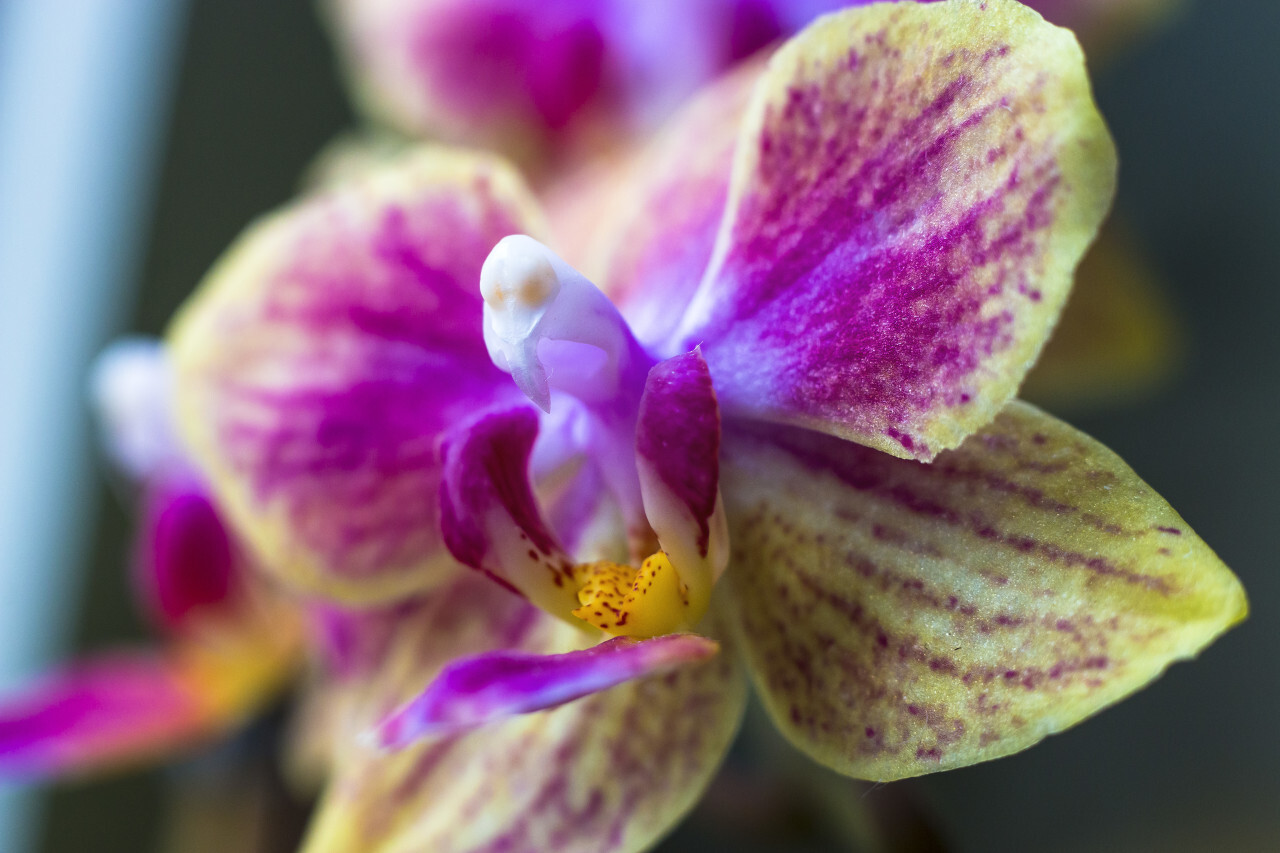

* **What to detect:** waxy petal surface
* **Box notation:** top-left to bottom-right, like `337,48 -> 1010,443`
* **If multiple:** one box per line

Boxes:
677,0 -> 1117,461
720,402 -> 1245,781
169,148 -> 541,604
374,633 -> 719,746
303,590 -> 746,853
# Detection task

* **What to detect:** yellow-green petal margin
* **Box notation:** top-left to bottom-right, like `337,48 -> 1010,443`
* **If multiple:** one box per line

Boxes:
721,401 -> 1245,781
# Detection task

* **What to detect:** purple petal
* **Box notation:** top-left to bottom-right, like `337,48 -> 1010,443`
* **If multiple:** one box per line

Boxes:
373,633 -> 719,746
438,406 -> 583,619
0,634 -> 297,780
169,149 -> 540,604
134,467 -> 242,632
301,591 -> 746,853
565,63 -> 757,349
0,654 -> 203,778
635,351 -> 724,581
674,1 -> 1116,461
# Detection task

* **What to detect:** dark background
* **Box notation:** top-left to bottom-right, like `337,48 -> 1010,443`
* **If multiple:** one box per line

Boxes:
39,0 -> 1280,850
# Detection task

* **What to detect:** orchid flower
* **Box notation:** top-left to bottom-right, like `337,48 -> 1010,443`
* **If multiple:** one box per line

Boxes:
156,2 -> 1243,850
0,341 -> 300,779
322,0 -> 1180,172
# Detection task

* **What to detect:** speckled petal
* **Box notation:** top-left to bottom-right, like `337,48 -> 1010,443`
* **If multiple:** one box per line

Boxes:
286,577 -> 536,790
301,585 -> 746,853
676,0 -> 1117,461
374,633 -> 719,746
720,402 -> 1245,781
0,629 -> 298,779
1021,221 -> 1180,410
168,147 -> 542,605
438,406 -> 584,620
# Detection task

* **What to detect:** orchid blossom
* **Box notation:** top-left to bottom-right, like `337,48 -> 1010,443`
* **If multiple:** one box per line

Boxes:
0,341 -> 300,779
138,2 -> 1245,851
323,0 -> 1180,172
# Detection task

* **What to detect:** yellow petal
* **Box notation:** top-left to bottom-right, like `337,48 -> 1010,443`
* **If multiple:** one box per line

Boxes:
720,401 -> 1245,781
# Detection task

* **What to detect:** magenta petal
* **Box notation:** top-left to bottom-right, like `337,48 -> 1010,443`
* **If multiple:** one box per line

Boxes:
675,1 -> 1116,461
373,633 -> 719,747
135,467 -> 241,632
438,406 -> 583,619
169,151 -> 540,603
0,653 -> 209,779
636,350 -> 721,560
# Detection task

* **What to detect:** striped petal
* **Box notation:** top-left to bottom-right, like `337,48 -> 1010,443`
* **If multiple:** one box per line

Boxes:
301,585 -> 747,853
0,626 -> 298,779
286,578 -> 535,790
719,402 -> 1245,781
555,60 -> 759,349
674,0 -> 1117,461
169,147 -> 542,605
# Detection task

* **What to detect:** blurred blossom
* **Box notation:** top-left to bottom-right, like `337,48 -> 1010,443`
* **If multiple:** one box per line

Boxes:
323,0 -> 1181,172
0,341 -> 300,780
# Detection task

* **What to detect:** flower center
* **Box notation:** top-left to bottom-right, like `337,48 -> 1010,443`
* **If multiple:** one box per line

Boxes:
475,236 -> 726,640
571,551 -> 693,637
